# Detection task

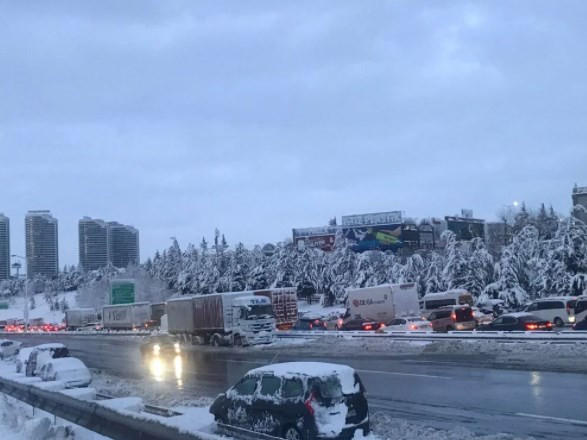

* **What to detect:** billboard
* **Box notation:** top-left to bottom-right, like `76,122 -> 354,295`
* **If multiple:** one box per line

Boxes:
110,279 -> 136,305
342,211 -> 403,227
292,226 -> 337,252
446,216 -> 485,241
343,224 -> 403,252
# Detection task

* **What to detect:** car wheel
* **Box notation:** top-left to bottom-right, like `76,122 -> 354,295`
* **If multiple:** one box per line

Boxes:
233,335 -> 242,347
554,317 -> 564,327
283,425 -> 303,440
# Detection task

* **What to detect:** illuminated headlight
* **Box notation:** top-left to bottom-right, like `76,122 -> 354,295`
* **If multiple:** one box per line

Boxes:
153,344 -> 161,352
174,343 -> 181,353
569,316 -> 576,323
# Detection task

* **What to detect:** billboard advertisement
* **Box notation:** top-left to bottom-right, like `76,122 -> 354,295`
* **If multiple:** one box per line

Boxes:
446,216 -> 485,241
343,224 -> 403,252
292,226 -> 337,252
342,211 -> 403,227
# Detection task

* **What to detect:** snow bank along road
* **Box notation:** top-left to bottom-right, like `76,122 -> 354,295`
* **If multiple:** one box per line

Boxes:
6,334 -> 587,440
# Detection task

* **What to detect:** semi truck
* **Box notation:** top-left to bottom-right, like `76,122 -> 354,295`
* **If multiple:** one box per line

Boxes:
343,283 -> 420,326
148,302 -> 167,328
65,308 -> 97,330
167,291 -> 275,346
102,302 -> 150,330
252,288 -> 298,330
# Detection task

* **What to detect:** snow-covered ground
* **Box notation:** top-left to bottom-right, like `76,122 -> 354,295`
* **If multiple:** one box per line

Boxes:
0,292 -> 78,325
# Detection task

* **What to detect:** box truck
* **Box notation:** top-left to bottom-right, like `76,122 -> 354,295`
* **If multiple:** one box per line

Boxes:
65,309 -> 97,330
102,302 -> 150,330
252,288 -> 298,330
167,291 -> 275,346
343,283 -> 420,326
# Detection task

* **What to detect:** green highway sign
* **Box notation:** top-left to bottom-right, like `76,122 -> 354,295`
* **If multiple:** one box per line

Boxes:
110,280 -> 135,305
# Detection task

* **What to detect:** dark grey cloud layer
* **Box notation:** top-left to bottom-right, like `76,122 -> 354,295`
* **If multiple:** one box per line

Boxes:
1,1 -> 586,265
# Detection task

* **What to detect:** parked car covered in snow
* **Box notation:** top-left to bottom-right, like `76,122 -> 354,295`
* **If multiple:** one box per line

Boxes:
476,313 -> 553,332
39,357 -> 92,388
210,362 -> 369,440
377,316 -> 432,332
16,343 -> 70,376
0,339 -> 21,359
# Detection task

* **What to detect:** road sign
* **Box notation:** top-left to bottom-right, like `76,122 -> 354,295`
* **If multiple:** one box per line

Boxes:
110,280 -> 135,305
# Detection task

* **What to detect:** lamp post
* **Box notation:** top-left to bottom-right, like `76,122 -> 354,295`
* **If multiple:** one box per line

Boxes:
11,254 -> 28,332
500,202 -> 520,245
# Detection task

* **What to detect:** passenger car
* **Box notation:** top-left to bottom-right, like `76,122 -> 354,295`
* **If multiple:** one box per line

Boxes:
210,362 -> 369,440
476,313 -> 552,331
39,357 -> 92,387
427,306 -> 476,332
378,317 -> 431,332
293,316 -> 327,331
16,343 -> 70,375
0,339 -> 21,359
523,298 -> 576,327
140,334 -> 181,356
339,317 -> 383,331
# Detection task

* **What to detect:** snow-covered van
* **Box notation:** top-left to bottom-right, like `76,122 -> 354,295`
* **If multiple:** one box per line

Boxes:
343,284 -> 420,326
420,289 -> 474,318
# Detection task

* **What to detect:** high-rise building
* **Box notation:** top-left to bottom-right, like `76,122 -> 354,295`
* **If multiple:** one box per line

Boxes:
0,214 -> 9,280
25,210 -> 59,279
572,184 -> 587,225
108,222 -> 140,268
78,217 -> 110,271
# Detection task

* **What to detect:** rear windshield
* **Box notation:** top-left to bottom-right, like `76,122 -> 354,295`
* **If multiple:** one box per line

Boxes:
407,318 -> 424,322
314,376 -> 344,400
52,347 -> 70,358
454,308 -> 473,322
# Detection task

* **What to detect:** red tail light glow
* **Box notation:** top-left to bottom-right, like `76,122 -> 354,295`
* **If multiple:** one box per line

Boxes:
526,323 -> 538,330
304,391 -> 316,415
451,312 -> 457,321
410,325 -> 418,330
546,322 -> 553,328
363,324 -> 373,330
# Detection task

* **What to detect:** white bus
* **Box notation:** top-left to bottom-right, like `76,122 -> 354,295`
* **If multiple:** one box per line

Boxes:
420,289 -> 474,318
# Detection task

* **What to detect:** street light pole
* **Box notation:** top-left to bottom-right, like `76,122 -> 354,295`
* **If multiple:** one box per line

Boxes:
12,254 -> 28,333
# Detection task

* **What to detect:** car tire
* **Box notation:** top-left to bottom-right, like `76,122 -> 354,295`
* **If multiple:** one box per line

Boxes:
233,335 -> 243,347
283,425 -> 304,440
554,317 -> 564,327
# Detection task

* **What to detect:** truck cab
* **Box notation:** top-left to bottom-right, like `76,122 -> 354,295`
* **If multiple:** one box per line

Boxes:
229,296 -> 276,346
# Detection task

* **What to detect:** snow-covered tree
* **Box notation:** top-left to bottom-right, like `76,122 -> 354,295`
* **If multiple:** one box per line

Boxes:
441,231 -> 469,290
482,247 -> 527,307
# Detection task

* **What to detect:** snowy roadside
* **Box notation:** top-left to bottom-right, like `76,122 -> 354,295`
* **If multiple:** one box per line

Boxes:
254,337 -> 587,373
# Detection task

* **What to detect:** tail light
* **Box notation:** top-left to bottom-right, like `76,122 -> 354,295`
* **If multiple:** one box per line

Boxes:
363,324 -> 373,330
410,324 -> 418,330
379,323 -> 386,329
526,323 -> 538,330
337,319 -> 343,327
451,312 -> 457,321
309,323 -> 313,329
305,391 -> 316,415
546,322 -> 553,328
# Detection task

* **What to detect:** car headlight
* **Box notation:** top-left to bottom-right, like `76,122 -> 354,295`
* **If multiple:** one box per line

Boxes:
153,344 -> 161,352
174,343 -> 181,352
569,316 -> 576,323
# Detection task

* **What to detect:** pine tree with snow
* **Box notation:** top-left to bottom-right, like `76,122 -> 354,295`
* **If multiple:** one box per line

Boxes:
482,246 -> 527,307
441,231 -> 469,290
464,237 -> 494,298
424,255 -> 444,294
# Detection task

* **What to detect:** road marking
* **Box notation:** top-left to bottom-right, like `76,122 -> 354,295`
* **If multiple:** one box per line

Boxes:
516,413 -> 587,426
355,368 -> 450,379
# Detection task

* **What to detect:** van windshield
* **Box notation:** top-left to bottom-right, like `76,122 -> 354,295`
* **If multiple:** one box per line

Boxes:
242,305 -> 274,319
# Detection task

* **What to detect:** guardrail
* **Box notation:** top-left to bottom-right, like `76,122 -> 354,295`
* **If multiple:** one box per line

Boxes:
0,376 -> 214,440
277,329 -> 587,343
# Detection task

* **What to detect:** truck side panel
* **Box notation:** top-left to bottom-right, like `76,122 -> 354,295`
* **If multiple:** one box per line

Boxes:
103,305 -> 133,328
167,298 -> 195,333
193,295 -> 224,331
391,283 -> 420,317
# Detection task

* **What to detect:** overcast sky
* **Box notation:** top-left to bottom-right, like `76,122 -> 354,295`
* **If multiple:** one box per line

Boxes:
1,1 -> 586,267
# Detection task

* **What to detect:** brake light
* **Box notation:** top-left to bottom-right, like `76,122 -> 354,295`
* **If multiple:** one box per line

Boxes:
526,323 -> 538,330
304,391 -> 316,415
309,323 -> 313,329
410,324 -> 418,330
363,324 -> 373,330
546,322 -> 553,328
337,319 -> 343,327
451,312 -> 457,321
379,323 -> 386,329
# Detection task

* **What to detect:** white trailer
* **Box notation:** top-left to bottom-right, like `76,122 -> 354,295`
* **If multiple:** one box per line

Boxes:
65,308 -> 97,330
102,302 -> 150,330
344,283 -> 420,324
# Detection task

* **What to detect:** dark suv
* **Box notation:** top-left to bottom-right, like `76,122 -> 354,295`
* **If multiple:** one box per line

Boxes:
210,362 -> 369,440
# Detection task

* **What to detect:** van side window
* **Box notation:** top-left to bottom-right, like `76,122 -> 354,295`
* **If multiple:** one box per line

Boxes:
526,303 -> 538,312
538,301 -> 563,310
259,376 -> 281,397
282,379 -> 304,399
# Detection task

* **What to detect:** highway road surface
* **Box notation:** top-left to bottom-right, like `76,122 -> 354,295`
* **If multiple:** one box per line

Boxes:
8,334 -> 587,439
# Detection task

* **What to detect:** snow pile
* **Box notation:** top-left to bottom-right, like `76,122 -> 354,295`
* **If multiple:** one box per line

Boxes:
369,411 -> 534,440
0,292 -> 78,325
